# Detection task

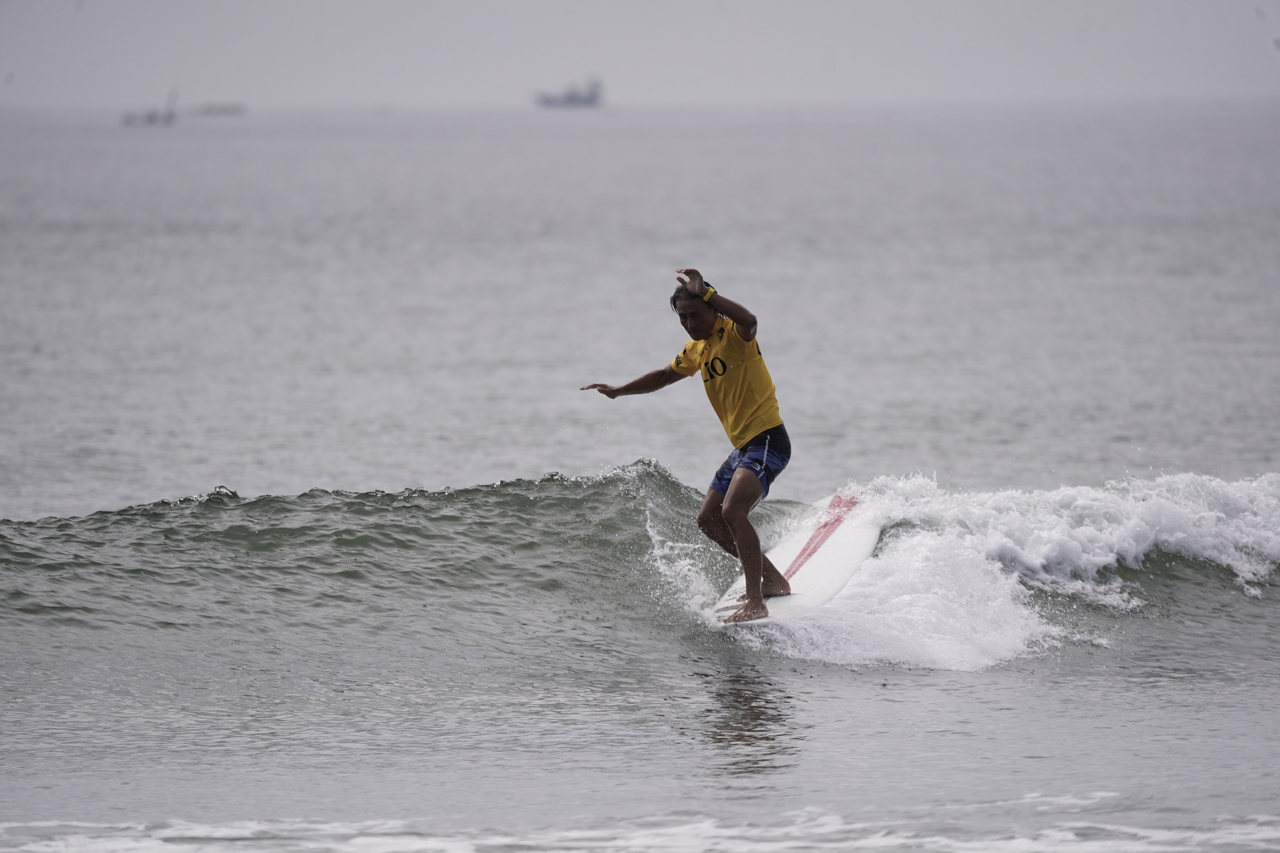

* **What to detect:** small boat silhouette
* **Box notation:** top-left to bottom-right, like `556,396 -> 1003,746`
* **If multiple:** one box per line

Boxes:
122,90 -> 178,127
536,79 -> 602,109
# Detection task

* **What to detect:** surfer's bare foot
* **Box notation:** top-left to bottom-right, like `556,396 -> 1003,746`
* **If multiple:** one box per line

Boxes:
741,560 -> 789,599
764,558 -> 789,597
724,598 -> 769,623
738,584 -> 790,602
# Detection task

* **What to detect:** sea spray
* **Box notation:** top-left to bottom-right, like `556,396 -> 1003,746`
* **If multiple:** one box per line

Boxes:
718,473 -> 1279,670
730,529 -> 1060,671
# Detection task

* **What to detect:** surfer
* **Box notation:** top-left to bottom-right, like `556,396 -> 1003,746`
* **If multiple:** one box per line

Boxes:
581,269 -> 791,623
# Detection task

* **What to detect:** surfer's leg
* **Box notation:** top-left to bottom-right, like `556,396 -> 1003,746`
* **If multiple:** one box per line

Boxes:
696,488 -> 738,556
697,489 -> 788,596
719,467 -> 771,622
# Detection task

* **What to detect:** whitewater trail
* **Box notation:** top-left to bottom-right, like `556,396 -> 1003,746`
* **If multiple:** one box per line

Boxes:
653,473 -> 1280,671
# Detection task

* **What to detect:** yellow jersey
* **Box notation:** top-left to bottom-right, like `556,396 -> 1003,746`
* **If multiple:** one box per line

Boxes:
671,316 -> 784,448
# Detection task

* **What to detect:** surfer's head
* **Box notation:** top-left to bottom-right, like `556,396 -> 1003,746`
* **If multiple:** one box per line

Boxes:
671,285 -> 719,340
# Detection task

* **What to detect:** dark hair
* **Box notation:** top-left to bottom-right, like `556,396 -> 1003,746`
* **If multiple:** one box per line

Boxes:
669,282 -> 714,312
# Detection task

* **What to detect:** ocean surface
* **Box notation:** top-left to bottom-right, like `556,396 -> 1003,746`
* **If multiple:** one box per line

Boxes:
2,103 -> 1280,851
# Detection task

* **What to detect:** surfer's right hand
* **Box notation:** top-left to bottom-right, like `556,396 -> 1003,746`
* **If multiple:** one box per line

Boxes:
580,383 -> 620,399
676,268 -> 706,297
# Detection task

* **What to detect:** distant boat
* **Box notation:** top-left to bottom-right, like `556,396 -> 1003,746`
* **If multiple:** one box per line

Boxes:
194,103 -> 247,118
122,90 -> 178,127
536,79 -> 602,109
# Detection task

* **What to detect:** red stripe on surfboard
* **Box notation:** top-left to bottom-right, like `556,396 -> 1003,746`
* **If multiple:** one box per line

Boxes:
783,493 -> 859,581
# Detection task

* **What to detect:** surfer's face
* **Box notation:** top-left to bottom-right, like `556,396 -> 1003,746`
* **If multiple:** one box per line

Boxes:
674,298 -> 718,340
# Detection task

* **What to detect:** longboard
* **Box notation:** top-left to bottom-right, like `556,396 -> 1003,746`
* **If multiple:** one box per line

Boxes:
713,492 -> 880,625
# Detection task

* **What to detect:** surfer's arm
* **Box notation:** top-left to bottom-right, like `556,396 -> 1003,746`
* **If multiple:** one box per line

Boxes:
676,268 -> 758,341
580,365 -> 686,399
707,292 -> 758,342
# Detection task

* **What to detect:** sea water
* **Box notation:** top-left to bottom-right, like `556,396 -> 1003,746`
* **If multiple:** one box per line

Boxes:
2,104 -> 1280,851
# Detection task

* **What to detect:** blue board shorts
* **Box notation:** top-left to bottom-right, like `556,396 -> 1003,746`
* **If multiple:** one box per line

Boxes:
709,424 -> 791,500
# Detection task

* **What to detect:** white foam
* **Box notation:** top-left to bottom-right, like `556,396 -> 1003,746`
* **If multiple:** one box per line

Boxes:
7,812 -> 1280,853
859,472 -> 1280,593
709,473 -> 1280,671
738,531 -> 1060,671
645,510 -> 721,614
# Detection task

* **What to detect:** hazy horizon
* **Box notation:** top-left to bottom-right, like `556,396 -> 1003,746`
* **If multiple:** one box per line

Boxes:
3,0 -> 1279,112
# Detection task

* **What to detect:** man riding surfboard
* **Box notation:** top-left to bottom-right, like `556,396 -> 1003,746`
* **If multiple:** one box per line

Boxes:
581,269 -> 791,623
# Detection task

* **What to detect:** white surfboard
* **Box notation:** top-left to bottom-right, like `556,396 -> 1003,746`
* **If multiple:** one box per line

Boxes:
713,492 -> 880,625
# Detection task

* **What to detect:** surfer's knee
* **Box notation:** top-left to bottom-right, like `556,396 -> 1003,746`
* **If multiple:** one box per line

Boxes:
719,497 -> 752,530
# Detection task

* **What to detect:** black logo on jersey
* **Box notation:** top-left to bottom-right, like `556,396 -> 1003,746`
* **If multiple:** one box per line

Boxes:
702,357 -> 728,383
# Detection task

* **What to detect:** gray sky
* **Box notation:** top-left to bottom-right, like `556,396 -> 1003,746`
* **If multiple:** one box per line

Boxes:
2,0 -> 1280,110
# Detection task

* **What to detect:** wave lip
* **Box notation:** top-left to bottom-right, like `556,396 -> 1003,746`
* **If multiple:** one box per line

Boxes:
861,472 -> 1280,597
